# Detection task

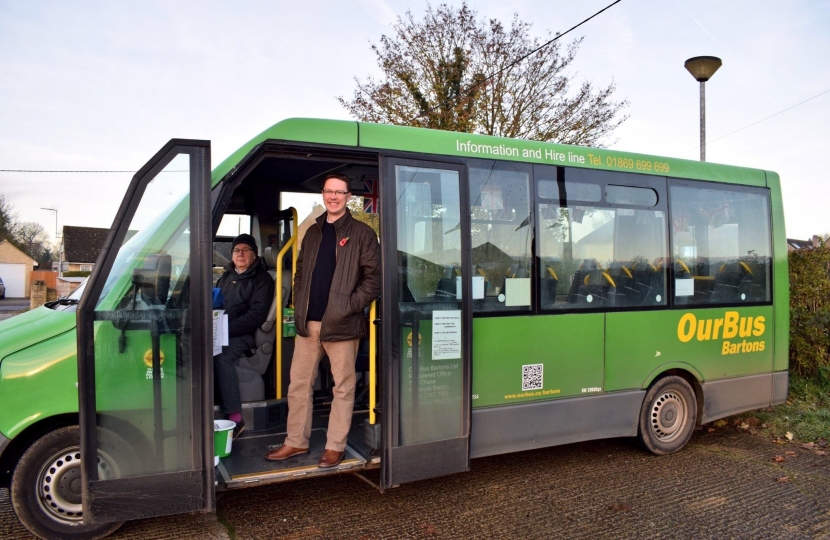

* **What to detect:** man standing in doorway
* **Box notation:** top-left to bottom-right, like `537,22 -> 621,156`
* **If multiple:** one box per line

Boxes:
265,174 -> 380,468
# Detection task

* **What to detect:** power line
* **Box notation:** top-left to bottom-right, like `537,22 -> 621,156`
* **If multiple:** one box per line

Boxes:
0,169 -> 188,173
682,88 -> 830,155
407,0 -> 623,123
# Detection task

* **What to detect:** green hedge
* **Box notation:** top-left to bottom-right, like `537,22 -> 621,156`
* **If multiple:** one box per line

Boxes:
62,271 -> 91,278
789,245 -> 830,380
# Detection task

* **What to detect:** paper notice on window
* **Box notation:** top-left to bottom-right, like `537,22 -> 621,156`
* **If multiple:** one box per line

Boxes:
505,278 -> 531,306
456,276 -> 485,300
213,310 -> 228,355
675,278 -> 694,297
432,310 -> 461,360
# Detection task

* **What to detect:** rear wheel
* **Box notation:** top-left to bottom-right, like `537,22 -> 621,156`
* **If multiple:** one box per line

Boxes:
637,376 -> 697,455
11,426 -> 125,540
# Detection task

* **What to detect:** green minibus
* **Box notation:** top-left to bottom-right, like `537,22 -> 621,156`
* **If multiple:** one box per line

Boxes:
0,118 -> 787,539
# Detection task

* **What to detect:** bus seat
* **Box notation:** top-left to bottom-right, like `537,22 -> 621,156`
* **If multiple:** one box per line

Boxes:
576,269 -> 611,305
567,259 -> 599,304
543,264 -> 559,304
607,263 -> 633,306
712,261 -> 747,302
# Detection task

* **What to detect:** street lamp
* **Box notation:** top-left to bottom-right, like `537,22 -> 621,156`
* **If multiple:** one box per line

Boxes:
40,207 -> 60,275
684,56 -> 722,162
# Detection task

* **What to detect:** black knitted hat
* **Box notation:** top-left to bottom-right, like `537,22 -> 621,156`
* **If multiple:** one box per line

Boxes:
231,233 -> 258,254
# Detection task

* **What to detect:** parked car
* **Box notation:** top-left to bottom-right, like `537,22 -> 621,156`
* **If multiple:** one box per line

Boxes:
0,276 -> 5,299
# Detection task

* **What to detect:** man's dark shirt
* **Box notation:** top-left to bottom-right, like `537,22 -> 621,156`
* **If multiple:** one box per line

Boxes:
306,220 -> 337,321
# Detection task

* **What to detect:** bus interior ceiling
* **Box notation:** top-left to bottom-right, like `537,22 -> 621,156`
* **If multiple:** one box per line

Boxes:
214,152 -> 381,487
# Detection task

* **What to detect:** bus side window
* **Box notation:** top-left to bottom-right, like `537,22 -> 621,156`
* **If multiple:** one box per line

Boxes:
669,182 -> 772,306
468,160 -> 533,313
536,168 -> 668,311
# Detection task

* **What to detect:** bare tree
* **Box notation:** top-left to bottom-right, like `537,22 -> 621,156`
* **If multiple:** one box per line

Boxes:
339,2 -> 628,147
0,194 -> 19,243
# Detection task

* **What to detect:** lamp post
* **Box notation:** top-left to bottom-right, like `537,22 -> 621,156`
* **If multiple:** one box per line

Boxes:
40,207 -> 60,275
684,56 -> 722,161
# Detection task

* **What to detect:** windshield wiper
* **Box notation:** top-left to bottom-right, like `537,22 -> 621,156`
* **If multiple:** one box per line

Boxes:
45,297 -> 79,309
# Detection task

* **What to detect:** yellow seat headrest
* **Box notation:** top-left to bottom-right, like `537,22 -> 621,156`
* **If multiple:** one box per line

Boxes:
546,265 -> 559,281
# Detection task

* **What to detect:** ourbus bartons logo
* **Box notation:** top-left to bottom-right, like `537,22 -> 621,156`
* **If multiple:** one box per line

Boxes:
676,311 -> 766,355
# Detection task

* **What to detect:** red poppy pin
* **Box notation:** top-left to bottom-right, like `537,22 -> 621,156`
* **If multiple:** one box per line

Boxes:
339,237 -> 349,247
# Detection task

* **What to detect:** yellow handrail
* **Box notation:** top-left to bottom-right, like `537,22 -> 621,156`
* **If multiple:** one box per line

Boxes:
275,213 -> 298,400
369,300 -> 377,425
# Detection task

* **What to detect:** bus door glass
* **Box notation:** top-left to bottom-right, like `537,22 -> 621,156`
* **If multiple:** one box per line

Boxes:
380,158 -> 472,488
77,140 -> 213,524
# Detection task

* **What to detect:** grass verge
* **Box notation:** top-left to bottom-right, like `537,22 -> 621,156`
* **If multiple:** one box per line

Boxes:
726,375 -> 830,445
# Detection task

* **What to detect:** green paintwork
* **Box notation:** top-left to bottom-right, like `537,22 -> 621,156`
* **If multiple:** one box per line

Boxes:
358,122 -> 767,187
472,314 -> 604,408
0,325 -> 78,439
766,171 -> 789,372
0,306 -> 75,363
605,306 -> 774,391
210,118 -> 358,187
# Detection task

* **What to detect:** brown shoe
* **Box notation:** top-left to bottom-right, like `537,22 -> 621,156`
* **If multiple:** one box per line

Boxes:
318,449 -> 345,468
265,444 -> 308,461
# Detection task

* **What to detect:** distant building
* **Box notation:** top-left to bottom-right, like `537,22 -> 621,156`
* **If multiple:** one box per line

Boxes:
60,226 -> 109,274
787,235 -> 824,252
0,240 -> 38,298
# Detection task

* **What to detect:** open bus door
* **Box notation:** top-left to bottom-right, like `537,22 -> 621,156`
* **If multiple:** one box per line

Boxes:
380,157 -> 472,488
77,140 -> 214,523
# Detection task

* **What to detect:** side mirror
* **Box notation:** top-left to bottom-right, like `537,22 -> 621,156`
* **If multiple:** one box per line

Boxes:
132,253 -> 172,305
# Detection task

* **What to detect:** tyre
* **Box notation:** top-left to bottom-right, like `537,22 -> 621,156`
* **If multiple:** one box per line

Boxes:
11,426 -> 125,540
637,375 -> 697,455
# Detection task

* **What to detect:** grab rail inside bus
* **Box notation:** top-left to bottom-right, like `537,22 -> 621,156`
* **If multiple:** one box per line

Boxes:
275,207 -> 298,400
369,299 -> 377,425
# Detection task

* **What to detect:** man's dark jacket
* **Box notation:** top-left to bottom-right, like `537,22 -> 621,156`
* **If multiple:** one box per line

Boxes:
216,257 -> 274,339
294,209 -> 380,341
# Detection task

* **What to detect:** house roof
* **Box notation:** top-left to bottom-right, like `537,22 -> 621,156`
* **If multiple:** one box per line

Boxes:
0,239 -> 37,264
787,238 -> 814,251
62,226 -> 109,263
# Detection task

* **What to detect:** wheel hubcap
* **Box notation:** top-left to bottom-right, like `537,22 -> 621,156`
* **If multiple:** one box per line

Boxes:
36,446 -> 117,524
650,390 -> 688,442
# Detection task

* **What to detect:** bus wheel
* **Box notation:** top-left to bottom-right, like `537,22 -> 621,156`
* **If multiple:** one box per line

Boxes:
638,376 -> 697,455
11,426 -> 125,540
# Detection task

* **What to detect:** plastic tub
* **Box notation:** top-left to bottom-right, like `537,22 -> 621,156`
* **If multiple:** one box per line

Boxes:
214,419 -> 236,459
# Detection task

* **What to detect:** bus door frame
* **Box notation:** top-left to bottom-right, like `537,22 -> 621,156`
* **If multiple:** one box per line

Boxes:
379,155 -> 472,489
77,139 -> 214,523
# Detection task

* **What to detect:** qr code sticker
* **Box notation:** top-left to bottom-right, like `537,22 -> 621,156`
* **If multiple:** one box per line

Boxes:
522,364 -> 543,391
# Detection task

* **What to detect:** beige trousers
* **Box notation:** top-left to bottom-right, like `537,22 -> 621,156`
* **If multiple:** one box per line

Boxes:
285,321 -> 359,452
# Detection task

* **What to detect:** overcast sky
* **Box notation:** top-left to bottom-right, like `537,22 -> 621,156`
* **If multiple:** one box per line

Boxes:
1,0 -> 827,242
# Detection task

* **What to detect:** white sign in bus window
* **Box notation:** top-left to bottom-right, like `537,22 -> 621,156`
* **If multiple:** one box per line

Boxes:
456,276 -> 485,299
505,278 -> 531,306
212,310 -> 229,355
675,278 -> 694,297
413,221 -> 426,253
432,310 -> 462,360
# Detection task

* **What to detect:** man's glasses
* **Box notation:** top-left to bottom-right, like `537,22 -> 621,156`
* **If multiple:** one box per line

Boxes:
322,189 -> 349,197
232,248 -> 254,255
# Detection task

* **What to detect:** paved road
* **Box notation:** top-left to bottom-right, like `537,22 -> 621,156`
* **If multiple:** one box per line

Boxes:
2,428 -> 828,539
0,298 -> 29,322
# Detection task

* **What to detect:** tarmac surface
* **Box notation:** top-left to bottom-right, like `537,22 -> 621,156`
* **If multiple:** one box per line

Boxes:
1,428 -> 828,539
0,298 -> 29,322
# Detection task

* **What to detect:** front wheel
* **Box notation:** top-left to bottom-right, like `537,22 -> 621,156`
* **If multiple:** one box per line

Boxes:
637,375 -> 697,455
11,426 -> 125,540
